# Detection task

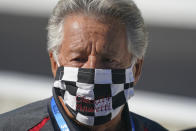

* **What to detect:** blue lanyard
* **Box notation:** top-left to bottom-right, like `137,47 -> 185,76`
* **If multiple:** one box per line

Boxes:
51,97 -> 70,131
131,116 -> 135,131
51,97 -> 135,131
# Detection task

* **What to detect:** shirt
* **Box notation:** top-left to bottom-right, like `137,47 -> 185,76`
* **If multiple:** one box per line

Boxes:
0,94 -> 167,131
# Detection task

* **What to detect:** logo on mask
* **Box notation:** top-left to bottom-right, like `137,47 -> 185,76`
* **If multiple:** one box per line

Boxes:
76,96 -> 112,113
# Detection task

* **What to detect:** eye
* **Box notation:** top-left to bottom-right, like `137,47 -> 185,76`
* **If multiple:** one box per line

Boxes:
73,57 -> 87,63
102,58 -> 115,63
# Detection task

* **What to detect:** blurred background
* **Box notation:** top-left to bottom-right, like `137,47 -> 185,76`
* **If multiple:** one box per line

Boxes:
0,0 -> 196,130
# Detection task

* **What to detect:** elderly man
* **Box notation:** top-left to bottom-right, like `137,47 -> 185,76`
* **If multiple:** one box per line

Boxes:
0,0 -> 167,131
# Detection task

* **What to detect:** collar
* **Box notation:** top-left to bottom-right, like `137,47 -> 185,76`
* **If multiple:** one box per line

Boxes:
48,87 -> 134,131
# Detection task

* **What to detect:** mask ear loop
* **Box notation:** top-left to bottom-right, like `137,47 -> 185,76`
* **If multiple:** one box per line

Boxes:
52,50 -> 61,67
57,62 -> 60,67
129,64 -> 135,83
53,58 -> 65,89
130,64 -> 134,70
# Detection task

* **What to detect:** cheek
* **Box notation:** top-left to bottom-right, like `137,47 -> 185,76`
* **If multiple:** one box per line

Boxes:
58,53 -> 69,66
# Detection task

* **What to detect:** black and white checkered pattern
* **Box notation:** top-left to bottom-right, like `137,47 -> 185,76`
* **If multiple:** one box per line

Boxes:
54,66 -> 134,126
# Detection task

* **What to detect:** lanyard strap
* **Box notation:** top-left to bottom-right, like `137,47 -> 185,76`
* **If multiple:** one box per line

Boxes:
130,116 -> 135,131
50,97 -> 135,131
51,97 -> 70,131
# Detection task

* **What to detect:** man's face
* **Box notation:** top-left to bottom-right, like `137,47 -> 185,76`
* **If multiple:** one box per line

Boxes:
50,13 -> 142,82
58,14 -> 131,69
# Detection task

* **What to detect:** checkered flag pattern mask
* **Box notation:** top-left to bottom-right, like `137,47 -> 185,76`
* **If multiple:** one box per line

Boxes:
54,66 -> 135,126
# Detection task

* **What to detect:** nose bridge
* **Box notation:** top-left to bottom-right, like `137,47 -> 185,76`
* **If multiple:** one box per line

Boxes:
82,54 -> 100,69
86,55 -> 98,68
82,42 -> 101,69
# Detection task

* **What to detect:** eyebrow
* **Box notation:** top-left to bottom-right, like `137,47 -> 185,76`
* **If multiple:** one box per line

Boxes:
68,38 -> 120,58
100,49 -> 120,58
69,40 -> 87,53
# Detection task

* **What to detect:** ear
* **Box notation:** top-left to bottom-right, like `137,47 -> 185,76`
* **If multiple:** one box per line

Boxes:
133,58 -> 143,85
49,52 -> 58,78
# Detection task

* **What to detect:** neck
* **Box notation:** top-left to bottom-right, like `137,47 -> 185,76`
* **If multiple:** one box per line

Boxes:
58,96 -> 125,131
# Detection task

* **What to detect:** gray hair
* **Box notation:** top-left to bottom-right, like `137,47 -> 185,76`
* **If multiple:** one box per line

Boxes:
47,0 -> 148,65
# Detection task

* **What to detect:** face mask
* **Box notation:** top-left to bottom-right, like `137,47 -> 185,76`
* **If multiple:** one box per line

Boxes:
54,66 -> 135,126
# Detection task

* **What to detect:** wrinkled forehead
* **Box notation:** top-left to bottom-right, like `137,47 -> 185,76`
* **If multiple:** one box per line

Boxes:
62,13 -> 128,54
64,13 -> 125,27
63,13 -> 126,36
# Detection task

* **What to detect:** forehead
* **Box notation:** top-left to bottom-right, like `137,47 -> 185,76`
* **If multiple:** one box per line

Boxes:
62,13 -> 127,55
64,13 -> 124,31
